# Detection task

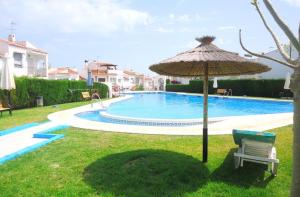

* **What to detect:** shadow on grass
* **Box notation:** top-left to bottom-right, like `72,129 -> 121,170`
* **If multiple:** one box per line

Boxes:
83,149 -> 209,197
210,148 -> 274,188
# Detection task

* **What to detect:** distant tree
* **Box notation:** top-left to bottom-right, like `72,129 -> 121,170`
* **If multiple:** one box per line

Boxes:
240,1 -> 300,196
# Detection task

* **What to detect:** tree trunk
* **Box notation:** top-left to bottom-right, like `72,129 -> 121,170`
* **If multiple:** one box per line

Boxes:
290,64 -> 300,197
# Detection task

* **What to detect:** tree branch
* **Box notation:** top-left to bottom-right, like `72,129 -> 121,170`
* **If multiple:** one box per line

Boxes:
239,29 -> 296,69
263,0 -> 300,53
251,0 -> 296,64
299,22 -> 300,48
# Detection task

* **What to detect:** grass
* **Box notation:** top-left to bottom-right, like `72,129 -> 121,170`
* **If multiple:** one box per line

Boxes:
0,101 -> 293,196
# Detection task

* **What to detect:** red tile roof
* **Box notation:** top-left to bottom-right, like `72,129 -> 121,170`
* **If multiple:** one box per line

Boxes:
123,70 -> 136,75
48,67 -> 78,75
88,60 -> 117,70
144,76 -> 153,80
91,70 -> 107,75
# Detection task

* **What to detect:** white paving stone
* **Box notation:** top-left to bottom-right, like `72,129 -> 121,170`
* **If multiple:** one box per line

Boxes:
0,121 -> 60,158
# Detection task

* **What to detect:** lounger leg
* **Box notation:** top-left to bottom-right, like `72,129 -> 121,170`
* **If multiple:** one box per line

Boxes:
234,147 -> 242,169
271,147 -> 278,176
234,156 -> 241,169
9,110 -> 12,116
271,162 -> 278,176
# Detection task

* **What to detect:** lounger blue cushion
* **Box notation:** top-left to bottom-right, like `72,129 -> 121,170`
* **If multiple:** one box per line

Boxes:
233,129 -> 276,146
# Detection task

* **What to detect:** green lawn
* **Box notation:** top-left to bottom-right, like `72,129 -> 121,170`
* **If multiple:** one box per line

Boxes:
0,101 -> 293,196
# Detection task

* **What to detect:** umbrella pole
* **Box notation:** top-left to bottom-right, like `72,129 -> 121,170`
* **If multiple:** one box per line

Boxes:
7,90 -> 11,106
203,63 -> 208,163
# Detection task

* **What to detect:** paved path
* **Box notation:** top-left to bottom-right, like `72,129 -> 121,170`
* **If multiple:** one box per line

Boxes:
0,121 -> 60,160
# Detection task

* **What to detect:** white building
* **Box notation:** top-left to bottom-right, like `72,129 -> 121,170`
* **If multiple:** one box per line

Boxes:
255,45 -> 297,79
0,52 -> 5,72
166,76 -> 191,84
144,76 -> 154,90
153,75 -> 166,91
0,34 -> 48,79
82,60 -> 155,91
48,67 -> 79,80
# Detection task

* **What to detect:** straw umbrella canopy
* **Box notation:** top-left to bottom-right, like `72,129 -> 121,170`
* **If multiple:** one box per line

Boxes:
0,56 -> 15,90
0,55 -> 15,106
149,36 -> 270,162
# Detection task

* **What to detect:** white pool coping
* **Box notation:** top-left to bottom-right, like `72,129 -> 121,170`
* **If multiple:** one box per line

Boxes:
48,92 -> 293,136
99,111 -> 226,125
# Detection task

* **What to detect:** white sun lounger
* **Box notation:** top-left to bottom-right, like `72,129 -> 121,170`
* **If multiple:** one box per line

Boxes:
234,138 -> 279,176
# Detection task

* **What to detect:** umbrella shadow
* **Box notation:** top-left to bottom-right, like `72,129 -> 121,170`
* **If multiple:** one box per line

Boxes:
210,148 -> 274,188
83,149 -> 209,197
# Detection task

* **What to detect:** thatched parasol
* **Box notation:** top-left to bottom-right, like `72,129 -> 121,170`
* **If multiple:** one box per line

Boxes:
149,36 -> 271,163
0,54 -> 15,107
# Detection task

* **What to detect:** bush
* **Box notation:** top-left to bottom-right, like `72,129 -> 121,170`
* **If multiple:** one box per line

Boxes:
166,79 -> 293,98
171,80 -> 181,84
0,77 -> 109,109
136,85 -> 144,91
166,79 -> 171,85
166,84 -> 190,93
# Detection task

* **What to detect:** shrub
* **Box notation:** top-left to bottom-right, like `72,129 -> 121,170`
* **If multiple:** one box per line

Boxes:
166,79 -> 171,85
171,80 -> 181,84
0,77 -> 109,109
166,79 -> 293,98
136,85 -> 144,91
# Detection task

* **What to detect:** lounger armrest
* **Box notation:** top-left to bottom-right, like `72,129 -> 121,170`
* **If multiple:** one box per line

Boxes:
234,152 -> 279,163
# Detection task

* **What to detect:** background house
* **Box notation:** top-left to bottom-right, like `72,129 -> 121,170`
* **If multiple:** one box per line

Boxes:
0,53 -> 5,76
83,60 -> 117,83
0,34 -> 48,79
82,60 -> 155,91
254,44 -> 297,79
153,76 -> 166,91
144,76 -> 154,90
48,67 -> 79,80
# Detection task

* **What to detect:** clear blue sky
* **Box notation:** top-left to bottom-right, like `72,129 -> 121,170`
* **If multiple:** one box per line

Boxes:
0,0 -> 299,75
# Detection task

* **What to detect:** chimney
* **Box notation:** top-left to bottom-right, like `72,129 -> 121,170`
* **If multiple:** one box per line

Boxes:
8,34 -> 16,42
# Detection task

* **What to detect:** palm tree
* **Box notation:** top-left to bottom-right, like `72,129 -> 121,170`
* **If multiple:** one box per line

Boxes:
239,0 -> 300,196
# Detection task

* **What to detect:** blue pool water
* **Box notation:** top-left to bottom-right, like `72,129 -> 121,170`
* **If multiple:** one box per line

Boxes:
77,93 -> 293,121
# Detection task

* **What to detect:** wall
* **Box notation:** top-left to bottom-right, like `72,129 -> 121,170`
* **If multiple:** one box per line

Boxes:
255,47 -> 297,79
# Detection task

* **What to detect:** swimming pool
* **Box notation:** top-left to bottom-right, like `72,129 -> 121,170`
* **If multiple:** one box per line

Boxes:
76,92 -> 293,126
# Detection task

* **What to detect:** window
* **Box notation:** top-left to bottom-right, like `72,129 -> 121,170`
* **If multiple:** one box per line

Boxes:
98,78 -> 105,82
13,52 -> 23,68
110,77 -> 116,83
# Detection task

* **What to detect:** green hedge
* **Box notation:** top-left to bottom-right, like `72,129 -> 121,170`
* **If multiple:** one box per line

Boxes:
0,77 -> 109,109
166,79 -> 293,98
